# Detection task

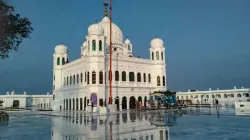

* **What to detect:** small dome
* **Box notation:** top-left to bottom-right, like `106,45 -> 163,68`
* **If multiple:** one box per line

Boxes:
150,37 -> 164,48
55,44 -> 68,54
88,23 -> 104,35
125,38 -> 130,44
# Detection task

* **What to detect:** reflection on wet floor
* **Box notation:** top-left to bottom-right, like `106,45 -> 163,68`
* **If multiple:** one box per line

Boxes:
52,110 -> 179,140
1,108 -> 250,140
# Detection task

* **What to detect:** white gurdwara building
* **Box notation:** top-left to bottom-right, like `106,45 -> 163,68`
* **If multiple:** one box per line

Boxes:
52,7 -> 167,111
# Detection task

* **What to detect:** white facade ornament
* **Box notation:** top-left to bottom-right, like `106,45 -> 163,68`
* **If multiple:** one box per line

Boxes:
6,92 -> 9,95
234,86 -> 237,89
11,91 -> 15,95
23,92 -> 27,95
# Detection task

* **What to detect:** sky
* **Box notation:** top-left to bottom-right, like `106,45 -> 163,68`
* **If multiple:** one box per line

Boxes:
0,0 -> 250,94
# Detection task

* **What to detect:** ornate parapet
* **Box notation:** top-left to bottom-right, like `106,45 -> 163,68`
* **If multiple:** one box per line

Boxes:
0,111 -> 9,124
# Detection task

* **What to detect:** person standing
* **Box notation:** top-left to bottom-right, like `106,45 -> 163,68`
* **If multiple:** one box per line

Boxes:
91,101 -> 94,113
215,99 -> 219,111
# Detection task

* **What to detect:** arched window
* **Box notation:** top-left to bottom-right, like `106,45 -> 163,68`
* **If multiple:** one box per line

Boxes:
157,76 -> 161,86
230,94 -> 234,98
57,57 -> 60,65
237,94 -> 241,97
99,40 -> 102,51
67,77 -> 69,85
129,72 -> 134,82
148,74 -> 151,83
80,73 -> 83,83
152,52 -> 154,60
143,73 -> 146,82
162,76 -> 165,86
212,95 -> 215,98
128,45 -> 131,51
99,71 -> 103,84
73,75 -> 75,84
161,51 -> 164,60
115,71 -> 119,81
92,71 -> 96,84
137,73 -> 141,82
76,74 -> 79,83
156,51 -> 159,60
224,94 -> 227,98
245,93 -> 249,97
70,76 -> 72,85
122,71 -> 126,81
62,58 -> 65,65
87,72 -> 89,84
92,40 -> 96,51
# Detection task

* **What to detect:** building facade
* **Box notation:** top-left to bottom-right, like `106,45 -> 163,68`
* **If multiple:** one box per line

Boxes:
176,87 -> 250,106
52,5 -> 167,111
0,91 -> 53,110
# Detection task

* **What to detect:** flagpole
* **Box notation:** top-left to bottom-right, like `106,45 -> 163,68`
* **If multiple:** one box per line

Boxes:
109,0 -> 113,105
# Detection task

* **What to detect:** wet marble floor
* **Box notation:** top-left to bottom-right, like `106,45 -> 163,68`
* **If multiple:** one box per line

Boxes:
0,108 -> 250,140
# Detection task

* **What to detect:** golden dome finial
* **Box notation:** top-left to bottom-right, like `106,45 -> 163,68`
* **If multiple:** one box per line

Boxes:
104,1 -> 108,17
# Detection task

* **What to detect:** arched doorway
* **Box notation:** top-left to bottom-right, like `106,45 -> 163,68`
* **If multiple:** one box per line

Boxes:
115,97 -> 119,111
138,96 -> 142,102
66,99 -> 68,110
63,99 -> 65,110
144,96 -> 147,107
129,96 -> 136,109
84,97 -> 87,110
80,98 -> 83,110
99,99 -> 104,107
122,96 -> 127,109
73,98 -> 75,110
76,98 -> 79,110
69,99 -> 71,110
90,93 -> 97,106
13,100 -> 20,108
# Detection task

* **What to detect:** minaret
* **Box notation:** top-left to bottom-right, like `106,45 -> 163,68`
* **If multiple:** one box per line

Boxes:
149,36 -> 167,89
53,43 -> 68,92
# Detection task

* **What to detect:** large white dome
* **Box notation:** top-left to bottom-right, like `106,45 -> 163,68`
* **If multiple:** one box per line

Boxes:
99,17 -> 123,43
55,44 -> 67,54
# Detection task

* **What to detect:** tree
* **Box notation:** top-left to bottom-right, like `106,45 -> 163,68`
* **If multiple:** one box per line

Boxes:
0,0 -> 33,59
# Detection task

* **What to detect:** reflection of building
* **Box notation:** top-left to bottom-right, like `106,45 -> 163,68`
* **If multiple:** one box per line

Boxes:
51,111 -> 173,140
0,91 -> 52,110
52,3 -> 167,111
176,87 -> 250,106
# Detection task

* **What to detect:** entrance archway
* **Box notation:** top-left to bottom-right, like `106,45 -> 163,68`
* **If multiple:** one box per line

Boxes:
73,98 -> 75,110
122,96 -> 127,109
115,97 -> 119,111
90,93 -> 97,105
76,98 -> 79,110
129,96 -> 136,109
69,99 -> 71,110
138,96 -> 142,102
13,100 -> 20,108
80,98 -> 83,110
66,99 -> 68,110
84,97 -> 87,110
144,96 -> 147,107
99,99 -> 104,107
